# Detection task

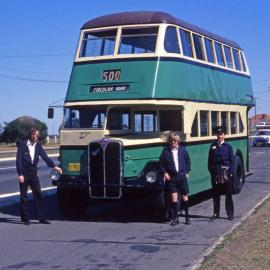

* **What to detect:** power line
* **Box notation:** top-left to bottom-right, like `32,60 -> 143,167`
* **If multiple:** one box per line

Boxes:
253,78 -> 270,84
0,53 -> 73,58
0,73 -> 68,83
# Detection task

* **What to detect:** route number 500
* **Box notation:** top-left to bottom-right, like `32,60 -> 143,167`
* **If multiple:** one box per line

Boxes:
102,70 -> 121,81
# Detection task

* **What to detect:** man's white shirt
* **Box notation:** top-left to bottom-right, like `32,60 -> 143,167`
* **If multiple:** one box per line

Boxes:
27,140 -> 36,164
171,148 -> 179,172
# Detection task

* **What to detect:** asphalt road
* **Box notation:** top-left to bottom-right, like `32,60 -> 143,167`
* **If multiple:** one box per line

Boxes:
0,147 -> 270,270
0,157 -> 59,195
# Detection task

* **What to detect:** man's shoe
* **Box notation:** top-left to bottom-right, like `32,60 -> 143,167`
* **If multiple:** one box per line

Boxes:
228,215 -> 234,220
170,218 -> 179,226
210,214 -> 219,220
185,217 -> 191,225
39,219 -> 50,224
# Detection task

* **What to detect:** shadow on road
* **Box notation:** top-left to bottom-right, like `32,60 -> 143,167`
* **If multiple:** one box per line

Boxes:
0,190 -> 213,224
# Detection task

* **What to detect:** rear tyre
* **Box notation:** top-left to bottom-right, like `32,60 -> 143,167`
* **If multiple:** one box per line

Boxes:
57,187 -> 88,219
232,155 -> 245,194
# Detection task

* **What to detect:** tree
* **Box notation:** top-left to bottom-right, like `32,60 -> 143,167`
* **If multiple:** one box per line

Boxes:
1,116 -> 48,143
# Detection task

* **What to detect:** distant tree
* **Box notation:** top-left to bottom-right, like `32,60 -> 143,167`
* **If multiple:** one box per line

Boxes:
1,116 -> 48,143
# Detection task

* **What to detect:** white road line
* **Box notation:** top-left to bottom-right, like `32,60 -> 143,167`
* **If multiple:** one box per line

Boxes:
0,153 -> 58,162
0,166 -> 16,170
0,186 -> 56,199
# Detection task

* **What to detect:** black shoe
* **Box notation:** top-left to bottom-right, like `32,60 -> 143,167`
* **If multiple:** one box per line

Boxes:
170,218 -> 179,226
228,215 -> 234,220
39,219 -> 50,224
210,214 -> 219,220
185,217 -> 191,225
22,220 -> 29,226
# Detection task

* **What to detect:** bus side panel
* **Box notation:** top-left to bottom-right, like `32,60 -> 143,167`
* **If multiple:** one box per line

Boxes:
155,60 -> 253,105
65,61 -> 158,101
186,144 -> 212,196
124,146 -> 163,178
230,138 -> 248,173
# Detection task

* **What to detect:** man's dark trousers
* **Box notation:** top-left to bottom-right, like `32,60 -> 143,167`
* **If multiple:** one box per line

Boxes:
19,172 -> 45,222
212,177 -> 234,218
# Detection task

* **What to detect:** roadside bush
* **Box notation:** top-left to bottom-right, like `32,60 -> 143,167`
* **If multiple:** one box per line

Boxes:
1,116 -> 48,143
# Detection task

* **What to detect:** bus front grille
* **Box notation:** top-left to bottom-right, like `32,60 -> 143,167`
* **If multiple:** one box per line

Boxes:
88,140 -> 122,199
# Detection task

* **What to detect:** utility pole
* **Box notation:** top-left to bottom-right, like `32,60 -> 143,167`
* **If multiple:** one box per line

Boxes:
255,97 -> 257,126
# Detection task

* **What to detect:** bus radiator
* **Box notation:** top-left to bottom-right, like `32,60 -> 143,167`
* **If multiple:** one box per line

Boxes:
88,140 -> 122,199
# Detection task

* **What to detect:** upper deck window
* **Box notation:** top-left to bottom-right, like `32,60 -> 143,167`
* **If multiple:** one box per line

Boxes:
179,29 -> 193,57
164,26 -> 180,54
240,52 -> 247,72
224,46 -> 233,69
204,38 -> 215,63
232,49 -> 241,71
214,42 -> 225,66
80,29 -> 117,57
193,34 -> 205,61
118,27 -> 158,55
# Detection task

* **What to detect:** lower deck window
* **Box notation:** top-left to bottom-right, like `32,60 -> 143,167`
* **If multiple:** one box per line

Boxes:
135,112 -> 157,132
160,110 -> 182,131
211,111 -> 219,135
230,112 -> 237,134
191,112 -> 198,137
200,111 -> 209,136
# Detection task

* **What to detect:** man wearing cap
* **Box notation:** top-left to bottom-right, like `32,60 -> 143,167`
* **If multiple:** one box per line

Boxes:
208,126 -> 235,220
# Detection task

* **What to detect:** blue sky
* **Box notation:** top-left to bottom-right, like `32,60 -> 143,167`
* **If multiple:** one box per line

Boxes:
0,0 -> 269,134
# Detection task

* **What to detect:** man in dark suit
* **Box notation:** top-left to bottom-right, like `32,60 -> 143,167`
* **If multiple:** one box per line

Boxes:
16,128 -> 62,225
159,132 -> 191,225
208,126 -> 235,221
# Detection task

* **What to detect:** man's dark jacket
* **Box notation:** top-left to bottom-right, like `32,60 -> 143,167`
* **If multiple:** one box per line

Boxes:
16,140 -> 55,176
208,141 -> 235,175
159,146 -> 191,177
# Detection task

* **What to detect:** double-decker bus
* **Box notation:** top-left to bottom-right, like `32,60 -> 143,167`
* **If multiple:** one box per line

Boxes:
49,11 -> 254,219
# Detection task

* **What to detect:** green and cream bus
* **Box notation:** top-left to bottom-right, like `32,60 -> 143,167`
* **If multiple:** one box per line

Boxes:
49,11 -> 254,219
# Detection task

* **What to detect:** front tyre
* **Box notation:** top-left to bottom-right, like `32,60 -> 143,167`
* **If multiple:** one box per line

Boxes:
152,190 -> 170,222
57,187 -> 88,219
232,155 -> 245,194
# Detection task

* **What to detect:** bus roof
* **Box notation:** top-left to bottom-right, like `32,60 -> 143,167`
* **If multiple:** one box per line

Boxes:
81,11 -> 242,50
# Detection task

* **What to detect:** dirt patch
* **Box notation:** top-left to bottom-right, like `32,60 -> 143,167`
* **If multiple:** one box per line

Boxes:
199,196 -> 270,270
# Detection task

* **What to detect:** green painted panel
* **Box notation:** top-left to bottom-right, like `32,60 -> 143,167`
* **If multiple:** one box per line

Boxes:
185,143 -> 212,195
66,61 -> 157,101
60,149 -> 88,176
155,61 -> 253,105
65,59 -> 253,105
124,146 -> 163,177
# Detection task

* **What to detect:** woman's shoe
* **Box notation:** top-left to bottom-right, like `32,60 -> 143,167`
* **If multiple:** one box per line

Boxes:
210,214 -> 219,220
170,218 -> 179,226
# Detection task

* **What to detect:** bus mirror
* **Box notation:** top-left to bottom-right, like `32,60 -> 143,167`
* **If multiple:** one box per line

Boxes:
48,108 -> 54,119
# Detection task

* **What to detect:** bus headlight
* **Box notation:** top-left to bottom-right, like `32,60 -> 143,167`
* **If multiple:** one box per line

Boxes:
145,171 -> 157,183
50,169 -> 61,182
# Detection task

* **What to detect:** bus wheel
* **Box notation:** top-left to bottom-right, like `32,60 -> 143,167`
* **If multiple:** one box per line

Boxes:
232,155 -> 245,194
57,187 -> 88,219
153,190 -> 170,222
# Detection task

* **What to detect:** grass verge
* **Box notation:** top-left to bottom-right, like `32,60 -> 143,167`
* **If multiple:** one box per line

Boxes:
198,196 -> 270,269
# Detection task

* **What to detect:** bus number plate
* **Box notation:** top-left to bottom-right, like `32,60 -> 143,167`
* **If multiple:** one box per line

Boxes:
68,163 -> 80,172
102,70 -> 121,81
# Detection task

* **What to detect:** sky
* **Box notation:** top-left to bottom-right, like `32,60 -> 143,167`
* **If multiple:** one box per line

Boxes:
1,0 -> 270,134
